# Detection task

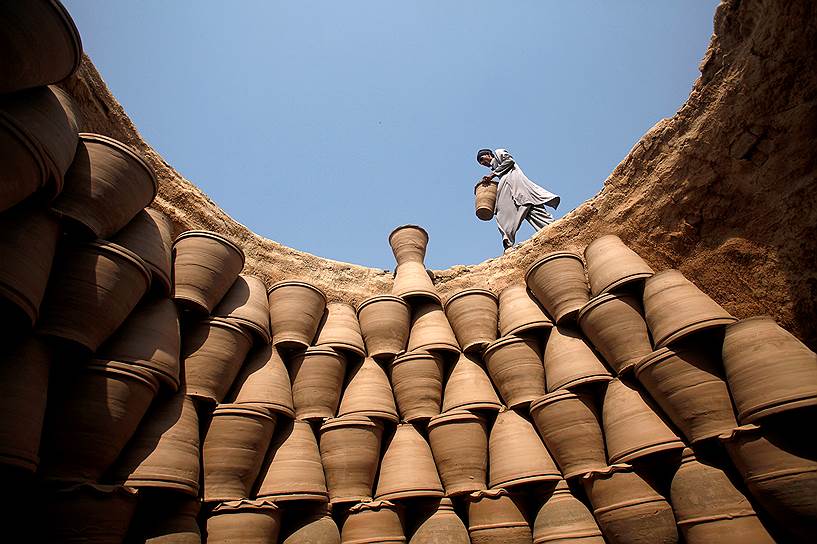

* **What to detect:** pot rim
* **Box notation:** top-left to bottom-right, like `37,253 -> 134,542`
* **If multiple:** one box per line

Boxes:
484,334 -> 535,357
576,292 -> 639,323
196,316 -> 254,343
266,279 -> 326,300
428,409 -> 485,429
718,424 -> 760,442
397,289 -> 442,304
392,349 -> 440,365
47,0 -> 84,78
347,499 -> 398,513
338,408 -> 399,423
78,133 -> 158,199
579,463 -> 632,481
655,316 -> 737,348
473,179 -> 499,193
172,229 -> 246,266
388,224 -> 429,245
356,294 -> 410,314
292,345 -> 345,360
211,498 -> 280,512
529,390 -> 582,412
443,288 -> 498,309
375,489 -> 444,501
86,240 -> 153,288
86,359 -> 160,393
212,403 -> 276,420
525,251 -> 584,283
633,346 -> 694,376
320,414 -> 382,432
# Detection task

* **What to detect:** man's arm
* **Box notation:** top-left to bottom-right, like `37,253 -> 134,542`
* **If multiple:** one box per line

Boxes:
489,149 -> 515,178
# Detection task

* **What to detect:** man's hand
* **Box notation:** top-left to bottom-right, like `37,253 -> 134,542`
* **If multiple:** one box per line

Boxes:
482,174 -> 495,182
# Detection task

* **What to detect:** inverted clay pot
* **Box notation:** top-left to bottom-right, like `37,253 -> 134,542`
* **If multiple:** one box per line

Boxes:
203,403 -> 277,502
113,208 -> 174,295
375,423 -> 444,500
483,335 -> 546,409
230,343 -> 295,417
466,488 -> 532,544
490,407 -> 562,489
642,269 -> 736,348
393,261 -> 441,303
213,274 -> 271,343
722,316 -> 817,423
577,293 -> 652,375
533,480 -> 604,544
172,230 -> 245,315
38,240 -> 151,352
407,301 -> 459,356
256,419 -> 329,502
441,352 -> 502,413
319,415 -> 385,504
584,235 -> 654,296
498,284 -> 553,336
444,288 -> 499,353
526,251 -> 590,324
390,350 -> 444,422
43,483 -> 138,544
529,391 -> 607,479
357,294 -> 411,360
338,356 -> 399,422
543,326 -> 613,392
341,500 -> 406,544
268,280 -> 327,349
411,497 -> 470,544
427,410 -> 488,496
289,345 -> 346,420
389,224 -> 429,265
129,494 -> 201,544
282,503 -> 340,544
315,302 -> 366,357
474,180 -> 499,221
207,499 -> 281,544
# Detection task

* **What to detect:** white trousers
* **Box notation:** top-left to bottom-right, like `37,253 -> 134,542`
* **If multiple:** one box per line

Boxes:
500,203 -> 554,248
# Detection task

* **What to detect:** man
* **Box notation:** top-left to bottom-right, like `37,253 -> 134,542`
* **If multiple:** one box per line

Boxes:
477,148 -> 560,252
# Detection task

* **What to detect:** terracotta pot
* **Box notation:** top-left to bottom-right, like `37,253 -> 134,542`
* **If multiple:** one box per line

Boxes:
38,240 -> 151,352
390,350 -> 444,422
52,133 -> 158,239
256,419 -> 329,502
337,356 -> 399,423
315,302 -> 366,357
203,403 -> 277,502
498,284 -> 553,336
635,344 -> 737,444
113,208 -> 174,295
490,408 -> 562,488
172,230 -> 245,315
466,488 -> 532,544
602,378 -> 684,464
130,494 -> 201,544
583,235 -> 654,296
444,288 -> 499,353
0,335 -> 51,472
40,359 -> 159,482
411,497 -> 469,543
642,269 -> 736,348
108,391 -> 200,497
427,410 -> 488,496
483,335 -> 546,409
319,415 -> 385,504
389,224 -> 429,265
289,345 -> 346,420
0,1 -> 82,93
230,343 -> 295,417
529,391 -> 606,479
357,294 -> 411,360
213,274 -> 271,343
268,280 -> 327,349
526,252 -> 590,324
407,301 -> 459,356
722,316 -> 817,423
42,483 -> 138,544
206,499 -> 281,544
441,352 -> 502,413
97,296 -> 181,391
393,261 -> 441,303
543,326 -> 613,392
474,180 -> 499,221
533,480 -> 604,544
182,317 -> 253,404
582,465 -> 677,544
670,448 -> 774,544
577,293 -> 652,375
375,423 -> 444,500
341,500 -> 406,544
282,503 -> 340,544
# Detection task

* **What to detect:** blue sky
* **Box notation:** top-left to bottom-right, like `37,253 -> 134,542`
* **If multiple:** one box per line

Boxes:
63,1 -> 718,269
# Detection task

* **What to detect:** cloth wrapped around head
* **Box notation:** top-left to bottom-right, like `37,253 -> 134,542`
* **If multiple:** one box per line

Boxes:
476,148 -> 494,163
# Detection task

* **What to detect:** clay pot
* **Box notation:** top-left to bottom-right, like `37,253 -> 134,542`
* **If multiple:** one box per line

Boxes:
182,317 -> 253,404
213,274 -> 271,343
0,1 -> 82,93
474,180 -> 499,221
319,415 -> 384,504
543,326 -> 613,392
113,208 -> 174,295
40,359 -> 159,482
130,494 -> 201,544
670,448 -> 774,544
581,465 -> 678,544
108,391 -> 200,497
97,296 -> 181,390
407,301 -> 459,356
466,488 -> 532,544
722,316 -> 817,423
341,500 -> 405,544
577,293 -> 652,375
52,133 -> 158,239
337,356 -> 399,423
230,343 -> 295,417
529,391 -> 607,479
206,499 -> 281,544
427,410 -> 488,496
43,483 -> 138,544
602,378 -> 685,464
411,497 -> 470,543
203,403 -> 277,502
282,503 -> 340,544
268,280 -> 327,349
389,224 -> 429,265
635,344 -> 737,444
289,345 -> 346,420
642,269 -> 736,348
498,284 -> 553,336
375,423 -> 444,500
393,261 -> 442,303
315,302 -> 366,357
256,419 -> 329,502
584,235 -> 654,296
441,352 -> 502,413
357,294 -> 411,360
38,240 -> 151,352
444,288 -> 499,353
0,335 -> 51,472
483,335 -> 546,409
390,350 -> 444,422
526,252 -> 590,324
533,480 -> 604,544
172,230 -> 245,315
489,408 -> 562,488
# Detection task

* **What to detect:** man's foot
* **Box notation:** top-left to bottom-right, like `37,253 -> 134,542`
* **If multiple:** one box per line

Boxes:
503,244 -> 519,255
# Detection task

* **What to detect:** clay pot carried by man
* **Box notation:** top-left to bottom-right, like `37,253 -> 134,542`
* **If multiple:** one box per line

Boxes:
543,326 -> 613,392
577,293 -> 652,375
444,288 -> 499,353
206,499 -> 282,544
113,208 -> 174,296
583,234 -> 654,296
489,408 -> 562,489
533,480 -> 605,544
267,280 -> 327,349
357,294 -> 411,360
411,497 -> 470,544
474,179 -> 499,221
427,410 -> 488,496
255,419 -> 328,502
526,251 -> 590,324
498,284 -> 553,337
314,301 -> 366,357
465,488 -> 533,544
390,350 -> 444,422
289,345 -> 345,421
375,423 -> 444,501
319,415 -> 384,504
213,274 -> 272,344
483,335 -> 546,409
441,352 -> 502,413
340,500 -> 406,544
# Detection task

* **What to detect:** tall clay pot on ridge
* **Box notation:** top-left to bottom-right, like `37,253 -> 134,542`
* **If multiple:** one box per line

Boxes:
389,224 -> 429,265
357,294 -> 411,360
533,480 -> 605,544
544,326 -> 613,392
483,335 -> 546,409
390,350 -> 444,422
337,356 -> 399,422
315,302 -> 366,357
441,352 -> 502,413
444,288 -> 499,353
411,498 -> 470,544
427,410 -> 488,496
319,415 -> 384,504
172,230 -> 245,314
466,488 -> 532,544
206,499 -> 282,544
268,280 -> 327,349
255,419 -> 328,502
526,251 -> 590,324
340,500 -> 406,544
577,293 -> 652,375
498,284 -> 553,337
113,208 -> 174,296
489,408 -> 562,489
289,345 -> 346,421
584,235 -> 654,296
213,274 -> 272,344
375,423 -> 444,501
407,301 -> 459,356
229,343 -> 295,418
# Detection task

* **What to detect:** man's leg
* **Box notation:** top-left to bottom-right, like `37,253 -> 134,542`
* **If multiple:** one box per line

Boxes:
525,204 -> 554,231
497,204 -> 530,250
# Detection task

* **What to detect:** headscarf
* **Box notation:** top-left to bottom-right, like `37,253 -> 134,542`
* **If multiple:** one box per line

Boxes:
476,148 -> 494,163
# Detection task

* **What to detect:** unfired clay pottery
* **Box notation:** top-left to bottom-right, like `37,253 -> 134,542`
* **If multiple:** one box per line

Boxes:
213,274 -> 271,343
230,343 -> 295,417
42,483 -> 138,544
483,335 -> 546,409
281,503 -> 340,544
444,288 -> 499,353
533,480 -> 604,544
256,419 -> 329,502
390,350 -> 444,422
489,407 -> 562,488
526,251 -> 590,324
319,415 -> 384,504
410,497 -> 470,543
407,301 -> 459,356
129,494 -> 201,544
543,326 -> 613,392
289,345 -> 346,420
393,261 -> 442,303
268,279 -> 327,349
498,284 -> 553,336
341,500 -> 406,544
389,224 -> 429,264
427,410 -> 488,496
337,356 -> 399,423
583,235 -> 654,296
474,180 -> 499,221
375,423 -> 444,500
113,208 -> 174,295
466,488 -> 533,544
206,499 -> 281,544
315,302 -> 366,357
441,352 -> 502,413
357,294 -> 411,360
577,293 -> 652,374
